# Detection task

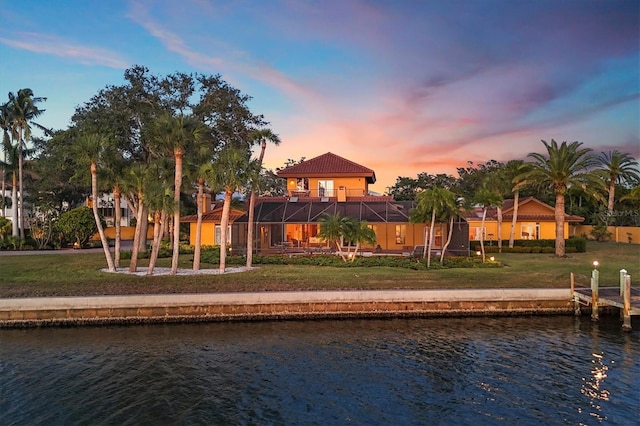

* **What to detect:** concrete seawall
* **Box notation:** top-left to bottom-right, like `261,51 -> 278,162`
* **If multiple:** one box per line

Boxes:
0,289 -> 576,328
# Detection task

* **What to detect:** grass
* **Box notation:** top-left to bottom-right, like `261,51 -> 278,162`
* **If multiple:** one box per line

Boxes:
0,241 -> 637,298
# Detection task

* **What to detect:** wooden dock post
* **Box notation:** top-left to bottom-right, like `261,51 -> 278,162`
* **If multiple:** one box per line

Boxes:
571,272 -> 581,316
622,274 -> 632,331
619,269 -> 627,296
591,268 -> 599,321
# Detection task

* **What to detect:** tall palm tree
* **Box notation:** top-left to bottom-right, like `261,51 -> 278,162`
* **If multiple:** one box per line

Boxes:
246,129 -> 280,268
205,146 -> 254,272
144,163 -> 175,276
71,133 -> 116,272
410,187 -> 457,268
0,103 -> 12,218
1,139 -> 19,236
151,113 -> 205,274
472,186 -> 502,263
502,160 -> 531,248
8,89 -> 46,238
596,150 -> 640,214
515,140 -> 604,257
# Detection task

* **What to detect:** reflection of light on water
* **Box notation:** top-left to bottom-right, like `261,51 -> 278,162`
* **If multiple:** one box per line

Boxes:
580,352 -> 611,422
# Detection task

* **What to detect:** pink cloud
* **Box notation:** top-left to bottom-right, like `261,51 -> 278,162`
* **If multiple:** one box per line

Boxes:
0,32 -> 128,68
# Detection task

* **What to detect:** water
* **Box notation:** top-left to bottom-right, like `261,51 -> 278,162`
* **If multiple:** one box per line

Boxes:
1,315 -> 638,425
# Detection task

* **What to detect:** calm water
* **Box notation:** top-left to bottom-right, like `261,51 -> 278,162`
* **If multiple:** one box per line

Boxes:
1,315 -> 638,425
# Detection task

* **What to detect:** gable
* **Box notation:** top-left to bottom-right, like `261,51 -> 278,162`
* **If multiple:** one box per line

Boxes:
277,152 -> 376,184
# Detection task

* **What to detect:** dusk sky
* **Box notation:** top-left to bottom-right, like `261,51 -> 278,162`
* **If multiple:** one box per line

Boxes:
1,0 -> 638,193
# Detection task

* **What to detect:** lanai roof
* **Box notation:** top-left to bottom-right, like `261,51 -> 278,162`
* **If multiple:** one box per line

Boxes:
234,199 -> 416,223
277,152 -> 376,184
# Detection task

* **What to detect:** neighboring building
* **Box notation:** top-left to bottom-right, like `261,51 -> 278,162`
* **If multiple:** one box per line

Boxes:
181,152 -> 470,255
465,196 -> 584,242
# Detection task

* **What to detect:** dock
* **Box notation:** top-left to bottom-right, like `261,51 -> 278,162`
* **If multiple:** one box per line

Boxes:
571,269 -> 639,330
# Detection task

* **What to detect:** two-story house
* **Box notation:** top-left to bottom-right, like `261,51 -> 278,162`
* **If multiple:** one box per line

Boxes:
182,152 -> 470,255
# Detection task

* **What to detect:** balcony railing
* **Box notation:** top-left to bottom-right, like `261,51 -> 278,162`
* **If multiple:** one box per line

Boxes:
289,188 -> 367,198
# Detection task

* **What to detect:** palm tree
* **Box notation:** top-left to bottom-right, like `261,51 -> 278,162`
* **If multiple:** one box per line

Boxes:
439,196 -> 462,266
1,139 -> 19,236
246,129 -> 280,268
151,113 -> 205,274
144,164 -> 174,276
342,219 -> 377,261
71,133 -> 116,272
472,186 -> 502,263
502,160 -> 531,248
8,89 -> 46,238
205,146 -> 254,272
596,150 -> 640,214
0,103 -> 12,218
317,213 -> 353,261
410,187 -> 457,268
515,140 -> 603,257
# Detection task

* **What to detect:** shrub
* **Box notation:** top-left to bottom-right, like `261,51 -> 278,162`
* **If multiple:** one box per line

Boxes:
567,236 -> 587,253
55,207 -> 98,248
589,225 -> 611,242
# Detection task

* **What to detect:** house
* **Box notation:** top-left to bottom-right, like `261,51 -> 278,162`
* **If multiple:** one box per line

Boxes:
181,206 -> 247,247
181,152 -> 469,255
465,196 -> 585,242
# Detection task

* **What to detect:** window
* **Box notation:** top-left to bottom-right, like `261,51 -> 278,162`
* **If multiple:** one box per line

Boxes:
296,178 -> 309,191
521,223 -> 540,240
395,224 -> 406,245
317,180 -> 334,197
470,227 -> 486,241
214,225 -> 232,245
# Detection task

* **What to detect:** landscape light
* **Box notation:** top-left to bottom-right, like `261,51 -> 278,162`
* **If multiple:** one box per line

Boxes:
593,260 -> 599,268
490,256 -> 495,262
476,251 -> 481,256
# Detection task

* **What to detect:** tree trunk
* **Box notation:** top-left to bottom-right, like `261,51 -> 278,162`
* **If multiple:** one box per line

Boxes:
555,192 -> 566,257
1,148 -> 5,218
18,130 -> 24,239
247,140 -> 267,268
147,210 -> 162,276
607,180 -> 615,214
113,186 -> 122,268
128,192 -> 144,272
509,191 -> 519,248
427,209 -> 436,268
11,171 -> 18,237
171,148 -> 183,275
422,226 -> 428,259
480,208 -> 487,263
138,213 -> 148,253
193,177 -> 204,271
440,217 -> 454,265
91,162 -> 115,272
497,206 -> 503,253
219,189 -> 232,272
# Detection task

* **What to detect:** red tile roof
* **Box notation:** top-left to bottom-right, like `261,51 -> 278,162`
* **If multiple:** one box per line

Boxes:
277,152 -> 376,183
180,207 -> 246,223
464,197 -> 584,222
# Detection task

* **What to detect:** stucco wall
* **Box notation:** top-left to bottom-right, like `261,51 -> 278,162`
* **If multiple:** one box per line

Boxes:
572,225 -> 640,244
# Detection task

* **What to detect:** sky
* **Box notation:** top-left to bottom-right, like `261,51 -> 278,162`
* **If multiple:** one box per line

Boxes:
1,0 -> 638,194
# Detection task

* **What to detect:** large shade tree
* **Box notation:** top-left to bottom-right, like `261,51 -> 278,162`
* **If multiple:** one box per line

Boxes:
515,140 -> 604,257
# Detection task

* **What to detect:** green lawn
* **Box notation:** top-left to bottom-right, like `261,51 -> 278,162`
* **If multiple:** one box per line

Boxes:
0,241 -> 637,298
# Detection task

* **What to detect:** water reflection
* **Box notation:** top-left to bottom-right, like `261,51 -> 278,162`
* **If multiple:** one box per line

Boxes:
1,315 -> 638,425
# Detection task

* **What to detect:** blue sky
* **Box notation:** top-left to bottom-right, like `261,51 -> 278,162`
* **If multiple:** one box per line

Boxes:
1,0 -> 638,193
